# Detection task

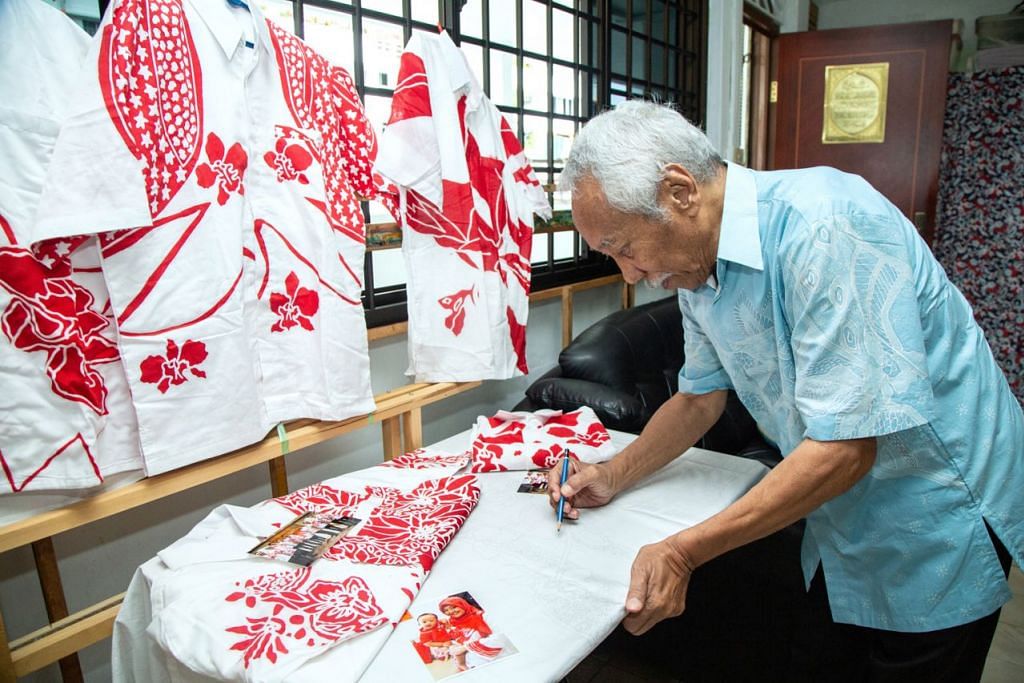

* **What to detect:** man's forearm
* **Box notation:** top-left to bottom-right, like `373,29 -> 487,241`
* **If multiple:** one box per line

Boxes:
666,436 -> 877,569
607,390 -> 727,494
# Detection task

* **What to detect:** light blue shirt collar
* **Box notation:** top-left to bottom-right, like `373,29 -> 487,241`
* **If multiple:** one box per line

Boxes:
717,162 -> 764,271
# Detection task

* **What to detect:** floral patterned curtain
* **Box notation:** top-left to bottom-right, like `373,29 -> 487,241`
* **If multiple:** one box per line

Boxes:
934,65 -> 1024,404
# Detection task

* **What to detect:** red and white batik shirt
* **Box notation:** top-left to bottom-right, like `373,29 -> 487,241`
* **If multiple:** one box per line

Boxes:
374,30 -> 551,382
0,0 -> 143,494
31,0 -> 377,475
469,407 -> 617,473
146,452 -> 478,682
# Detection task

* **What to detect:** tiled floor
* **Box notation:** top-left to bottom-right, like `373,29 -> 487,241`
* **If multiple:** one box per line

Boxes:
566,567 -> 1024,683
982,566 -> 1024,683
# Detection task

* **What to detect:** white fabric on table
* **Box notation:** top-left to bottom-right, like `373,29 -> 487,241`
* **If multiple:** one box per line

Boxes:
116,450 -> 479,682
113,430 -> 767,682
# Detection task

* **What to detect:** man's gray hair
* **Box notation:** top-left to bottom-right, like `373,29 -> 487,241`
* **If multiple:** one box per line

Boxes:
561,100 -> 723,219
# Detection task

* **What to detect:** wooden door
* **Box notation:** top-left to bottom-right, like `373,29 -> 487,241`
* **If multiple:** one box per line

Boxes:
770,20 -> 952,244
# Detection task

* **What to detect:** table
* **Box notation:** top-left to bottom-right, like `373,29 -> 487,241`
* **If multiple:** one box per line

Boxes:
113,429 -> 768,682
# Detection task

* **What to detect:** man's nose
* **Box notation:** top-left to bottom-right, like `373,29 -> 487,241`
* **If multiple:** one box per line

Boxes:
615,258 -> 645,285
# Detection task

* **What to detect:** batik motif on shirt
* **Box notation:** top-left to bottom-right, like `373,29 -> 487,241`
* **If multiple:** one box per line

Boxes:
0,0 -> 143,494
469,407 -> 616,473
31,0 -> 376,475
148,453 -> 479,681
374,30 -> 551,382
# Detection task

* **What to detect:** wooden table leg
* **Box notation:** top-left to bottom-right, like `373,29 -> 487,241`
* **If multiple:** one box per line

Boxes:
268,457 -> 289,497
31,538 -> 83,683
381,416 -> 402,461
403,409 -> 423,452
561,287 -> 573,348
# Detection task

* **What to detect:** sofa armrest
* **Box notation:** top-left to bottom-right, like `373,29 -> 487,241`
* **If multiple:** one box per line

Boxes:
525,377 -> 650,433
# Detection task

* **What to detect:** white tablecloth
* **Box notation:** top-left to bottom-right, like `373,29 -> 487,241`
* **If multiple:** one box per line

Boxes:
112,429 -> 768,682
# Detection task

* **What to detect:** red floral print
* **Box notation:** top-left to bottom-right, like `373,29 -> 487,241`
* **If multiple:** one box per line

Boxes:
269,271 -> 319,333
225,567 -> 388,669
195,132 -> 248,205
438,287 -> 475,336
264,135 -> 314,185
272,483 -> 366,517
531,444 -> 581,470
382,449 -> 470,470
226,614 -> 292,667
333,476 -> 480,571
139,338 -> 208,393
0,248 -> 119,415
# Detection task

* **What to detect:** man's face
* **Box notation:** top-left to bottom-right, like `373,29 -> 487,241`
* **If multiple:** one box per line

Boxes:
571,171 -> 718,292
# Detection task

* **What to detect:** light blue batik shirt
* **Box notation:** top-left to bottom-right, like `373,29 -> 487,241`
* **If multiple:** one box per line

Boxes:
677,163 -> 1024,632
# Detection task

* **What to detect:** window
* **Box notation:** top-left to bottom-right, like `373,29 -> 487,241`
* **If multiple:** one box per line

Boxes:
102,0 -> 707,325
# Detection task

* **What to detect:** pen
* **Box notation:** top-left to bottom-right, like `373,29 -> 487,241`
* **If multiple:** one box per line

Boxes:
556,454 -> 571,532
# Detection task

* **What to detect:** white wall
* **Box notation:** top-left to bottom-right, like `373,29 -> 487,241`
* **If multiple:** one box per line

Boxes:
0,280 -> 666,683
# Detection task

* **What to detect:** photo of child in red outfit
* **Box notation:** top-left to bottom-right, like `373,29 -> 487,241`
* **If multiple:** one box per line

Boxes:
406,591 -> 517,680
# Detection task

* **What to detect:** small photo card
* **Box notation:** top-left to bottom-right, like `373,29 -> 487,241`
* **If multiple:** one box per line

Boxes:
249,512 -> 360,567
406,591 -> 517,680
517,468 -> 549,495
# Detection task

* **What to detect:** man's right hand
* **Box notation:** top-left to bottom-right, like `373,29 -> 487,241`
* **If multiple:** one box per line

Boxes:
547,458 -> 618,520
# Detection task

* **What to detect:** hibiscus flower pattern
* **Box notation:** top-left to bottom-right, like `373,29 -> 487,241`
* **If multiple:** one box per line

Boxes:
139,338 -> 208,394
271,483 -> 367,518
438,287 -> 475,336
469,408 -> 613,473
0,247 -> 120,415
331,476 -> 480,571
269,271 -> 319,333
469,418 -> 527,473
381,448 -> 470,471
264,133 -> 314,185
195,132 -> 248,205
225,567 -> 388,669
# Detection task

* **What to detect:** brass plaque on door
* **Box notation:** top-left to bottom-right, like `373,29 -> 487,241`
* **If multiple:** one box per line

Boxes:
822,62 -> 889,144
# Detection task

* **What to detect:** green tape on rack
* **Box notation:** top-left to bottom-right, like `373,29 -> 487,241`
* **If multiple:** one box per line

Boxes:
276,423 -> 290,455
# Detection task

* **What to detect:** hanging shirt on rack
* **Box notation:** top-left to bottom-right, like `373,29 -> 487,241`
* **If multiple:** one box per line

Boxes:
0,0 -> 143,494
31,0 -> 378,475
374,30 -> 551,382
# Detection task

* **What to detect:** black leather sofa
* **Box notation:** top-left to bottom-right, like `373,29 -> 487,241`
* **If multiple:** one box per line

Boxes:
514,296 -> 782,467
519,296 -> 824,682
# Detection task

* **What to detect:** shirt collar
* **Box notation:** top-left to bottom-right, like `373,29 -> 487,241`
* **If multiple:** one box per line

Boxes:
717,162 -> 764,271
187,0 -> 267,60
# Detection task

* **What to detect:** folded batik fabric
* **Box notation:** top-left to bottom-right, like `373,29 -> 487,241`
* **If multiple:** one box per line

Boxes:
147,452 -> 479,682
469,407 -> 617,473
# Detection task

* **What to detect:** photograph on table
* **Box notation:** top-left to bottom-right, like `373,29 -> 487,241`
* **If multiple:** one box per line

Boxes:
248,511 -> 361,567
517,468 -> 550,494
405,590 -> 517,680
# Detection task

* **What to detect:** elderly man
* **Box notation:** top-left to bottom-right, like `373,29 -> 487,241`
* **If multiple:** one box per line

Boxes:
549,100 -> 1023,681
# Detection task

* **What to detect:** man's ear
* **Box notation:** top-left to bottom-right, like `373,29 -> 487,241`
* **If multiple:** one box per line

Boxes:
661,163 -> 699,213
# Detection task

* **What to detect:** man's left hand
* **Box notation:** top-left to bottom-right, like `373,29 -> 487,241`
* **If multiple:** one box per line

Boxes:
622,536 -> 696,635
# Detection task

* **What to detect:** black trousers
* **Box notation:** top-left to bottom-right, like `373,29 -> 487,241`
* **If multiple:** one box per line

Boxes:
790,526 -> 1013,683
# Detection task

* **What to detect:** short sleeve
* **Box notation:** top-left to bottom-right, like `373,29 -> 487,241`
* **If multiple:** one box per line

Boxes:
676,292 -> 733,395
781,213 -> 933,441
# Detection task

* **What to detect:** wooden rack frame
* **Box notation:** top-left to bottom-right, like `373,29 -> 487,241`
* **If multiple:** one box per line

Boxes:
0,273 -> 633,682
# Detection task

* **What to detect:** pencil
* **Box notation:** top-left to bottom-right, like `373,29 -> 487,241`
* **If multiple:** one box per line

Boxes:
556,454 -> 571,532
